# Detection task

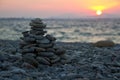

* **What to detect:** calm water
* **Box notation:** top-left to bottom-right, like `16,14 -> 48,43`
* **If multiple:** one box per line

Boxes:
0,18 -> 120,43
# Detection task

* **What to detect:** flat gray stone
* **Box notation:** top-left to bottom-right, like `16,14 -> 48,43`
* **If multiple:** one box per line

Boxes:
22,37 -> 36,42
21,48 -> 35,53
38,43 -> 53,48
36,57 -> 50,65
22,31 -> 29,37
36,38 -> 50,44
38,52 -> 55,57
22,55 -> 39,67
29,22 -> 46,28
46,34 -> 56,41
30,30 -> 47,35
50,55 -> 60,64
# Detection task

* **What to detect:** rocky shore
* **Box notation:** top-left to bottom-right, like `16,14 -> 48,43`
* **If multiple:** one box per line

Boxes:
0,39 -> 120,80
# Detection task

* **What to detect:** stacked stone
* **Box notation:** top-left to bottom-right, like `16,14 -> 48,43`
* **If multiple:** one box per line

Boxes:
19,18 -> 66,67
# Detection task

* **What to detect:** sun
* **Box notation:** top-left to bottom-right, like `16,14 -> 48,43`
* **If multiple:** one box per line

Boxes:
96,10 -> 102,16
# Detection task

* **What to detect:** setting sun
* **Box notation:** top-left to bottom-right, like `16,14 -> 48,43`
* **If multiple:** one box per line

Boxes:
0,0 -> 120,17
96,10 -> 102,16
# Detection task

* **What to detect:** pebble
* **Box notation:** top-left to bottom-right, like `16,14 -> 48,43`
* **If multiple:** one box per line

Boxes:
34,35 -> 44,40
55,48 -> 66,55
22,31 -> 29,37
111,67 -> 120,73
35,48 -> 46,52
93,40 -> 115,47
38,52 -> 55,57
113,73 -> 120,78
29,22 -> 46,28
0,54 -> 6,62
31,18 -> 43,24
61,73 -> 83,80
11,68 -> 27,75
9,54 -> 22,61
23,37 -> 36,42
31,26 -> 44,31
22,62 -> 35,69
50,56 -> 60,64
38,43 -> 53,48
60,54 -> 71,64
30,30 -> 47,35
36,57 -> 50,65
36,38 -> 50,44
0,62 -> 12,70
0,71 -> 13,77
21,48 -> 35,53
23,53 -> 36,58
46,34 -> 56,41
46,48 -> 56,52
22,44 -> 36,49
19,41 -> 28,47
22,55 -> 39,67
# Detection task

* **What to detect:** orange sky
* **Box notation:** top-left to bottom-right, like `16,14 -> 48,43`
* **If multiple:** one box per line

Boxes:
0,0 -> 120,18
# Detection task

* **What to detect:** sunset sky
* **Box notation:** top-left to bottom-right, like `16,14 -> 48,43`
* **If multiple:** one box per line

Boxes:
0,0 -> 120,18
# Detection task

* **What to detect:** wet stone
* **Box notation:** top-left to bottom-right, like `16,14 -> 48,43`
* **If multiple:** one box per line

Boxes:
36,38 -> 50,44
29,22 -> 46,28
23,53 -> 36,58
46,34 -> 56,41
0,71 -> 13,77
31,18 -> 43,24
22,37 -> 36,42
9,54 -> 22,62
0,54 -> 9,62
22,31 -> 29,37
21,48 -> 35,53
0,62 -> 12,70
38,52 -> 55,57
29,34 -> 44,40
11,68 -> 27,74
113,73 -> 120,78
22,62 -> 35,69
36,57 -> 51,65
50,55 -> 60,64
38,43 -> 53,48
0,54 -> 6,62
46,48 -> 56,52
55,48 -> 66,55
60,54 -> 71,64
30,30 -> 47,35
60,73 -> 84,80
93,40 -> 115,47
35,48 -> 46,52
22,55 -> 39,67
34,35 -> 44,40
31,27 -> 44,31
19,41 -> 29,47
22,44 -> 36,49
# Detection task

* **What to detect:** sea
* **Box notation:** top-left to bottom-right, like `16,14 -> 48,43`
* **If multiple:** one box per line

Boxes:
0,18 -> 120,43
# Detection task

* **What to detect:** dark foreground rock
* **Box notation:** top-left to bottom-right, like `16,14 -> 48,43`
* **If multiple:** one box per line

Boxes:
0,39 -> 120,80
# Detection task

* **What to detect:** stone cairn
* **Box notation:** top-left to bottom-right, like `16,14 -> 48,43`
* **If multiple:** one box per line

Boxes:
19,18 -> 66,67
